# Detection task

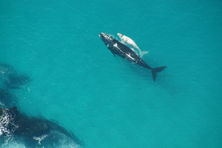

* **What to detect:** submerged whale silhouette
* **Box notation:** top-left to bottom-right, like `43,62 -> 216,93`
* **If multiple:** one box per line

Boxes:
0,63 -> 30,89
0,107 -> 81,148
0,63 -> 81,148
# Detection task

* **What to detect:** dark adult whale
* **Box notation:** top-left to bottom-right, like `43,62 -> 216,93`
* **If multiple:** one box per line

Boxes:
0,63 -> 81,147
0,107 -> 81,147
99,32 -> 166,81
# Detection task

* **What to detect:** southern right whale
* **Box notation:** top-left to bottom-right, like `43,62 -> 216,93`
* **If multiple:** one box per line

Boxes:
99,32 -> 166,81
0,107 -> 81,147
0,63 -> 81,147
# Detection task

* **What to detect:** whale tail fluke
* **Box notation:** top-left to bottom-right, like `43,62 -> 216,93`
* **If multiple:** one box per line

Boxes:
151,66 -> 166,81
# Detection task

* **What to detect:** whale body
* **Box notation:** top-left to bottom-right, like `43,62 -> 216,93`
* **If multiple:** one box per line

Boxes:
99,32 -> 166,81
117,33 -> 148,57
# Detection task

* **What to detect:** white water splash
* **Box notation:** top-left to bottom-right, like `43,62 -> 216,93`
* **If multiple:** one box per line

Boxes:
0,109 -> 18,146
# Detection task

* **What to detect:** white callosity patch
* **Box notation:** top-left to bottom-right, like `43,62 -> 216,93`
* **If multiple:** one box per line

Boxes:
113,43 -> 120,50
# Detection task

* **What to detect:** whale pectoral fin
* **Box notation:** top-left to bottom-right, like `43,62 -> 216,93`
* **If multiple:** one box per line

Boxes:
140,51 -> 149,57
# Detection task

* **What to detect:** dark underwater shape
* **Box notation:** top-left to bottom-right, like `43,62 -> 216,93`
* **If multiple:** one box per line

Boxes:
0,89 -> 17,107
5,74 -> 30,89
99,32 -> 166,81
0,63 -> 31,89
0,64 -> 15,75
0,63 -> 81,147
0,107 -> 81,148
0,63 -> 29,108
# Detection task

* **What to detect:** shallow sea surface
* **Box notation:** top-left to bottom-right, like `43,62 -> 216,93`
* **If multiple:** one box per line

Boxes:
0,0 -> 222,147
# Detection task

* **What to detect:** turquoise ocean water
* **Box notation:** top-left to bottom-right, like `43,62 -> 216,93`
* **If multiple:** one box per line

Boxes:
0,0 -> 222,147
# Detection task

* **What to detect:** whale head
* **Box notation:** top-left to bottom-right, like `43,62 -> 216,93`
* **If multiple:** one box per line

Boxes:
117,33 -> 123,38
99,32 -> 114,45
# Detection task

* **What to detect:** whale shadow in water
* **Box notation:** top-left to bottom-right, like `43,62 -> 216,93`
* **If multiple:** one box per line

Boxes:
5,73 -> 30,89
0,63 -> 31,90
0,63 -> 30,108
0,89 -> 17,108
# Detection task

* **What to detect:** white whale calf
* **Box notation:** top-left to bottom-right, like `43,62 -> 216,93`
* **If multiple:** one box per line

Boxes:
117,33 -> 148,57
